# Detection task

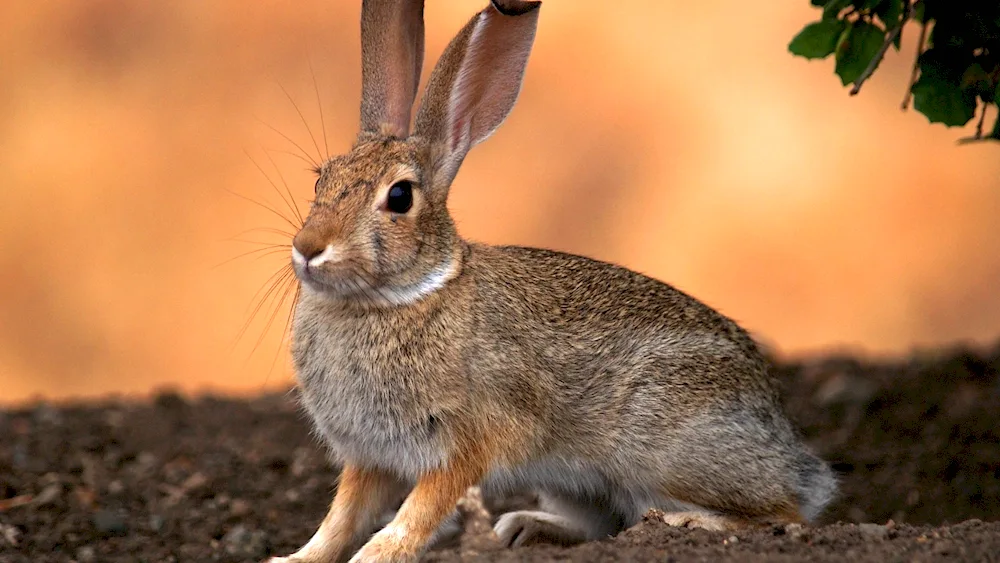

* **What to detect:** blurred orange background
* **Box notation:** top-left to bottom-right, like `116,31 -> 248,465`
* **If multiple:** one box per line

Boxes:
2,0 -> 999,405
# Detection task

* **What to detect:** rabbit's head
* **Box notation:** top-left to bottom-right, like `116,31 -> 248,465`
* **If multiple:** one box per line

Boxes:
291,0 -> 540,305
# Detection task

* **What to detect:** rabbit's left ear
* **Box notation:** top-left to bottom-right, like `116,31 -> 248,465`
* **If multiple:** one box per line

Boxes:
359,0 -> 426,138
413,0 -> 541,187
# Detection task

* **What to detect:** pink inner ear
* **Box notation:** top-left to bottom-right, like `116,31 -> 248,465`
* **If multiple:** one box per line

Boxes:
444,5 -> 539,154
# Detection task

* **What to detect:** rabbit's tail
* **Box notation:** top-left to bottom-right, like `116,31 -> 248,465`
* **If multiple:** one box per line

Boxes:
795,451 -> 838,522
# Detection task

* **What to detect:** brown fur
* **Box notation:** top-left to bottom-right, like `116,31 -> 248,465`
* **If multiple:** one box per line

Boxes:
268,1 -> 835,562
359,0 -> 424,138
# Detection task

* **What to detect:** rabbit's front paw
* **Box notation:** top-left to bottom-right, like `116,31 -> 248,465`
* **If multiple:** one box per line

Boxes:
493,510 -> 587,548
348,525 -> 418,563
265,555 -> 326,563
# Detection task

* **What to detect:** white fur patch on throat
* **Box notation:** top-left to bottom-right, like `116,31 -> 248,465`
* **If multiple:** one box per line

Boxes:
376,258 -> 459,307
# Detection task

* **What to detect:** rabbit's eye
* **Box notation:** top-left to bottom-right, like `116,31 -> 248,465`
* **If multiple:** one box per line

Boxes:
386,181 -> 413,214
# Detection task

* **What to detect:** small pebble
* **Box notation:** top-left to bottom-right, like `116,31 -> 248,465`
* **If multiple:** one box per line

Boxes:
784,522 -> 808,542
136,452 -> 158,471
0,523 -> 20,546
149,514 -> 165,532
229,499 -> 252,517
33,483 -> 62,506
181,472 -> 210,493
290,447 -> 313,477
76,546 -> 96,562
814,372 -> 877,406
858,522 -> 888,539
103,409 -> 125,428
222,525 -> 269,558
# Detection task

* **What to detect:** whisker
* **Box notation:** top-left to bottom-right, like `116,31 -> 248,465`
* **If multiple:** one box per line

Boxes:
226,227 -> 296,240
243,269 -> 297,368
224,187 -> 300,232
309,59 -> 330,158
231,265 -> 294,353
228,240 -> 292,249
279,83 -> 323,164
244,265 -> 295,317
261,277 -> 301,389
255,117 -> 319,169
263,148 -> 305,226
212,247 -> 290,270
266,147 -> 317,169
245,149 -> 304,228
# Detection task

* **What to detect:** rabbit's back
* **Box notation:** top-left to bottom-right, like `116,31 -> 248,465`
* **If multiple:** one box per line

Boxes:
465,243 -> 778,416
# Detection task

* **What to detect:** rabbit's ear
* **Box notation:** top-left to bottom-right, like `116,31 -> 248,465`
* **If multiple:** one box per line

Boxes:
414,0 -> 540,187
359,0 -> 425,138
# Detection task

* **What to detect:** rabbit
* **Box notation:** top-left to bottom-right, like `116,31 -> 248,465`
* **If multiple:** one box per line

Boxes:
267,0 -> 837,561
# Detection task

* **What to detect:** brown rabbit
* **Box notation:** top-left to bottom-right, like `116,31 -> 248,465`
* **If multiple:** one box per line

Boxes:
268,0 -> 837,561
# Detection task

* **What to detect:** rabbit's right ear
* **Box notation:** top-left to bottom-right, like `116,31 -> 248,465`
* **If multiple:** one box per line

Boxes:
413,0 -> 541,189
359,0 -> 425,139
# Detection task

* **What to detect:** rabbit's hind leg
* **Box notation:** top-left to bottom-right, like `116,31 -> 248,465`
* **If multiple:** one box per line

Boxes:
493,492 -> 625,548
655,510 -> 749,531
654,503 -> 805,531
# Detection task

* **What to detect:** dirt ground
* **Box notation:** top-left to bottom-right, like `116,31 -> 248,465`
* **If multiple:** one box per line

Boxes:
2,343 -> 999,562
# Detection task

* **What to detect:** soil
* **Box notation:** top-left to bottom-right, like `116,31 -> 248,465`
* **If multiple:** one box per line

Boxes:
2,343 -> 999,562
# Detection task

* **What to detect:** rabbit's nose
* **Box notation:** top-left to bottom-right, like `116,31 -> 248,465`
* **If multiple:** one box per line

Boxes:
292,229 -> 335,267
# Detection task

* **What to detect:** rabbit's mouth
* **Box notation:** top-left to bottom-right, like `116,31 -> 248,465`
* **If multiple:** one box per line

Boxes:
293,259 -> 373,299
294,252 -> 459,307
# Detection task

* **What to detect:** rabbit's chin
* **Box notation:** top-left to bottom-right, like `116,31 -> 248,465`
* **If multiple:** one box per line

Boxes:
296,271 -> 381,302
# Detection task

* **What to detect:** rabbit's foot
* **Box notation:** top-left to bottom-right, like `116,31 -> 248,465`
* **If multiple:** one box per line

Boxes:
493,510 -> 588,547
263,531 -> 352,563
658,510 -> 743,531
264,547 -> 340,563
347,523 -> 420,563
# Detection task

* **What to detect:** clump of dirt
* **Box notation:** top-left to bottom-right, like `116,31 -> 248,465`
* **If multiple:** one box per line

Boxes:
1,343 -> 998,562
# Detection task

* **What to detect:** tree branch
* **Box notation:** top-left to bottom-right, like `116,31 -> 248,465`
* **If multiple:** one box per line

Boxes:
850,3 -> 913,96
975,101 -> 987,139
901,21 -> 928,110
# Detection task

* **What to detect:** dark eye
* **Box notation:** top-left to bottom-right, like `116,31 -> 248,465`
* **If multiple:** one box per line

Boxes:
386,181 -> 413,214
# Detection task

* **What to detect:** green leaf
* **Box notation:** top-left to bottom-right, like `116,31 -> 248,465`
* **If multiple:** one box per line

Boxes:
912,82 -> 975,126
996,84 -> 1000,106
913,0 -> 926,23
991,113 -> 1000,140
835,22 -> 887,85
789,20 -> 849,59
911,53 -> 978,126
861,0 -> 885,10
874,0 -> 903,29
